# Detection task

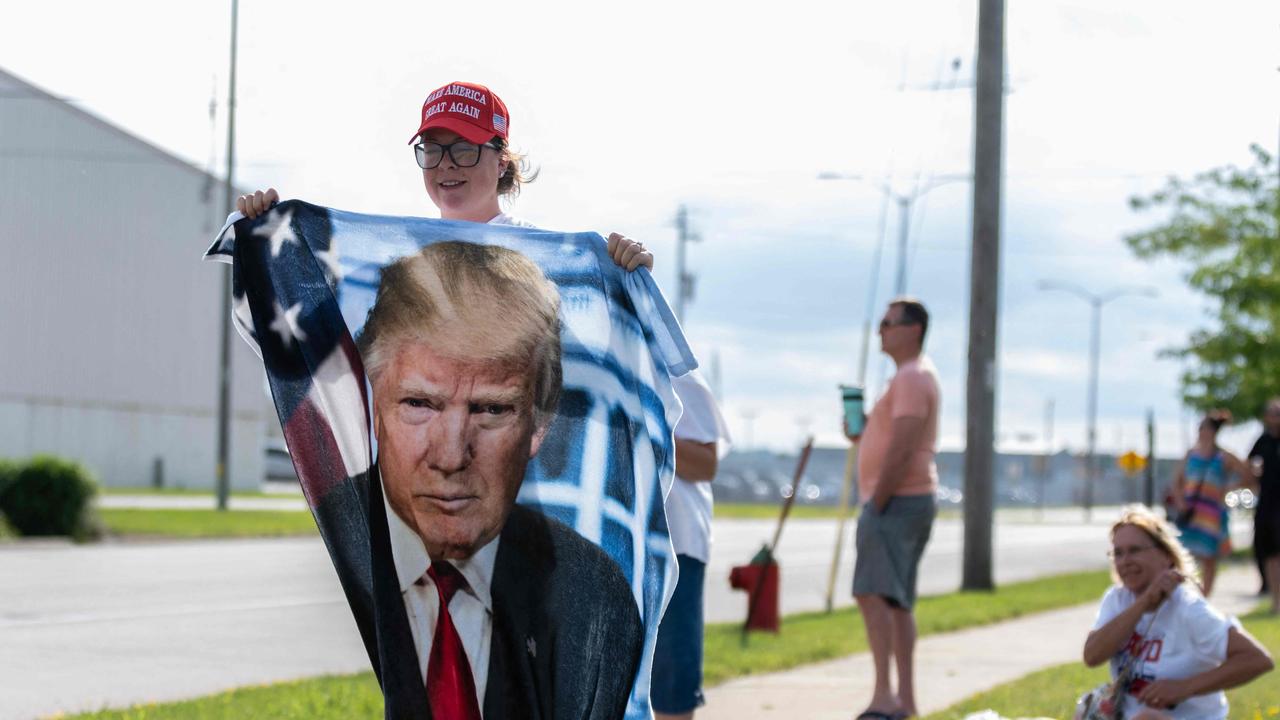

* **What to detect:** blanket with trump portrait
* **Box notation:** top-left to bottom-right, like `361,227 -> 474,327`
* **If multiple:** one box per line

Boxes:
205,200 -> 693,720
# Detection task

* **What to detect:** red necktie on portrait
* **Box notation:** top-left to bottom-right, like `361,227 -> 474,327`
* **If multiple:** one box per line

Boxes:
425,561 -> 482,720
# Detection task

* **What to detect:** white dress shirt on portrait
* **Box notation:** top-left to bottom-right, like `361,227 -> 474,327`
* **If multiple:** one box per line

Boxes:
384,485 -> 498,711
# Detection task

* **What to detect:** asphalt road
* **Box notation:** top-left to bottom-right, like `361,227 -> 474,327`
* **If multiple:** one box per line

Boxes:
0,507 -> 1254,719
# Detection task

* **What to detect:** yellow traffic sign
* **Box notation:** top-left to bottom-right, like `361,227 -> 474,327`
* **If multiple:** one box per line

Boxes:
1118,451 -> 1147,476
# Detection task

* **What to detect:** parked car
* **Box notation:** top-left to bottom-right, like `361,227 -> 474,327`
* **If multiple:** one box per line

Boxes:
937,485 -> 964,505
264,438 -> 299,482
1226,488 -> 1257,510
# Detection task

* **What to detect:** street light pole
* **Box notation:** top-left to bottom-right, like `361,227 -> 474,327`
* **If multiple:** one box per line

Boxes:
215,0 -> 239,512
1038,281 -> 1157,522
817,172 -> 967,299
674,204 -> 700,324
1085,297 -> 1101,520
894,197 -> 910,296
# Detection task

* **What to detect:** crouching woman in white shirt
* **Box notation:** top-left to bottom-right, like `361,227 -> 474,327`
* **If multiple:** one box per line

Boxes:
1078,505 -> 1273,719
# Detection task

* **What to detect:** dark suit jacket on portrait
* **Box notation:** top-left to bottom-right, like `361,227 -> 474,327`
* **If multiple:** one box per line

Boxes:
368,472 -> 644,720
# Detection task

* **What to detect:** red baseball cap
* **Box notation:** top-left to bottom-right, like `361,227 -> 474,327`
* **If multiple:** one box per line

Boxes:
408,81 -> 509,145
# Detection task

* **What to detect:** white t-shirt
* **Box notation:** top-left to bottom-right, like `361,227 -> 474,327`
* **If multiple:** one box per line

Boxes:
488,211 -> 538,228
666,369 -> 731,563
1091,584 -> 1237,719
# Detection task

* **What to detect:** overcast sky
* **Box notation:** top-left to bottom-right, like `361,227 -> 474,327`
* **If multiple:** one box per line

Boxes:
6,0 -> 1279,459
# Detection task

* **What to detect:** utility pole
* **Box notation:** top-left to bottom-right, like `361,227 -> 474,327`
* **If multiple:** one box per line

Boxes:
893,197 -> 910,295
1144,409 -> 1156,508
674,204 -> 700,324
215,0 -> 239,512
962,0 -> 1004,591
1085,299 -> 1100,517
1039,398 -> 1054,519
817,173 -> 964,299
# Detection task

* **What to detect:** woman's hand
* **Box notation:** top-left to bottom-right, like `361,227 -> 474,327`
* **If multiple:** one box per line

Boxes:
1135,677 -> 1192,711
606,233 -> 654,271
236,188 -> 280,219
1138,568 -> 1183,612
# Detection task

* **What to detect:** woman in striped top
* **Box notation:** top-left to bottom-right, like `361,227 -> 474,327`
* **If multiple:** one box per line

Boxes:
1171,410 -> 1252,596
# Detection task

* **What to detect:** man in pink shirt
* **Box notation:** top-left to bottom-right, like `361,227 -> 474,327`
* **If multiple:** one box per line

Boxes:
846,298 -> 941,720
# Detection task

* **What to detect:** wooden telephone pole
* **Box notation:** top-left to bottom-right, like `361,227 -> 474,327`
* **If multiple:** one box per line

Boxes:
962,0 -> 1005,590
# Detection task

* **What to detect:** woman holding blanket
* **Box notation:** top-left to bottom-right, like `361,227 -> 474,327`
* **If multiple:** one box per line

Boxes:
1077,506 -> 1271,719
236,80 -> 653,270
238,80 -> 725,718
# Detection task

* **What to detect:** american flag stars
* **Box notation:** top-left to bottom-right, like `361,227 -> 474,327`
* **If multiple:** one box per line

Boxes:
314,247 -> 343,286
269,300 -> 308,347
252,207 -> 299,258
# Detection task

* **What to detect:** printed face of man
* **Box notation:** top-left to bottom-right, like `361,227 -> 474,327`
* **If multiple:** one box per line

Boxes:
373,340 -> 546,560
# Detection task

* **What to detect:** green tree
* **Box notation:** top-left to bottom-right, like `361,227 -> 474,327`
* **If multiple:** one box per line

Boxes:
1125,143 -> 1280,420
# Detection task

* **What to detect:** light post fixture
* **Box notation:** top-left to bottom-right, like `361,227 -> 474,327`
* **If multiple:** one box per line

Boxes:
1037,281 -> 1158,521
818,172 -> 968,297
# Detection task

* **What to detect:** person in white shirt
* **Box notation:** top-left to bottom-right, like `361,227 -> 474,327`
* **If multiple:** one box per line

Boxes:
652,369 -> 730,719
1080,505 -> 1272,719
239,78 -> 681,717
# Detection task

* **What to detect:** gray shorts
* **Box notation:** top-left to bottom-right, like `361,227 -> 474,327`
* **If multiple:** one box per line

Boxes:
852,494 -> 937,610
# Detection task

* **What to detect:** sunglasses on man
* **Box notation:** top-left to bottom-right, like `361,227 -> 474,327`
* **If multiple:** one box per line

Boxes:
879,317 -> 920,330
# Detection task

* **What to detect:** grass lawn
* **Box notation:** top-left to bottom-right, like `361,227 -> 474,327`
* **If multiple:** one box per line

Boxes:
922,606 -> 1280,719
100,487 -> 301,499
58,673 -> 383,720
98,509 -> 318,538
56,569 -> 1114,719
704,569 -> 1113,685
96,504 -> 838,539
91,504 -> 870,539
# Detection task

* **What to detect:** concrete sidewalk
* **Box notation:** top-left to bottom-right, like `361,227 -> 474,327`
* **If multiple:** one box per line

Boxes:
701,565 -> 1263,719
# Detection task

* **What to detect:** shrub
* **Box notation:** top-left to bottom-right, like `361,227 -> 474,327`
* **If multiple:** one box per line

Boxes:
0,458 -> 15,493
0,455 -> 98,538
0,459 -> 16,538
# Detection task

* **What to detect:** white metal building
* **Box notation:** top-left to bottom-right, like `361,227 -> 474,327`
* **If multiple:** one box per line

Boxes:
0,66 -> 267,490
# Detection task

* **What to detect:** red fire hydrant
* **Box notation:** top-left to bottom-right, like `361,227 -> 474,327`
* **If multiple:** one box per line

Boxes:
729,545 -> 780,632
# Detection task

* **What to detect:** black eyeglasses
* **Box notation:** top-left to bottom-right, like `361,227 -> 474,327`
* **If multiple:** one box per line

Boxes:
1107,544 -> 1156,561
879,317 -> 919,330
413,140 -> 499,170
